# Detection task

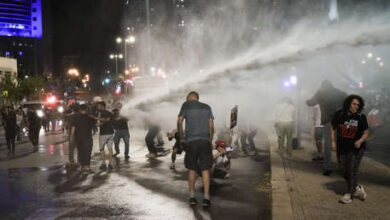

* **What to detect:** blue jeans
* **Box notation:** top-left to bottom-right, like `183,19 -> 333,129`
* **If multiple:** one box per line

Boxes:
114,129 -> 130,156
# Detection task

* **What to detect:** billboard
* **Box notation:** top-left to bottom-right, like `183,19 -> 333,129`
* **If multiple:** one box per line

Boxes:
0,0 -> 42,38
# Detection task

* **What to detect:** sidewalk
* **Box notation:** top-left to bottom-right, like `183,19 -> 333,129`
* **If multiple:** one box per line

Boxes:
271,134 -> 390,220
0,127 -> 68,162
0,127 -> 35,161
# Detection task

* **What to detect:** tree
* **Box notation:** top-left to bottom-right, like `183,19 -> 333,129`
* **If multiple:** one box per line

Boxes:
0,75 -> 19,106
18,76 -> 46,100
0,75 -> 46,106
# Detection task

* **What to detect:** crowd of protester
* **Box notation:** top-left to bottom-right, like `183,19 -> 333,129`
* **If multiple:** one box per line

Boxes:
1,79 -> 388,207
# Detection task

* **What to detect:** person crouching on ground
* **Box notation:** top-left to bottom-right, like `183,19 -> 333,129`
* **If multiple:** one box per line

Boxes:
211,140 -> 231,179
331,95 -> 369,204
168,129 -> 183,169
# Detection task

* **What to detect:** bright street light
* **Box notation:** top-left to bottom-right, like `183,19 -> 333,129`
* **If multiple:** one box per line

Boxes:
109,54 -> 123,59
118,35 -> 136,72
126,35 -> 136,44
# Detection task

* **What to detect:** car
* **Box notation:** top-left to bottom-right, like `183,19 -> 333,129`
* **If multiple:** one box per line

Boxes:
21,100 -> 45,118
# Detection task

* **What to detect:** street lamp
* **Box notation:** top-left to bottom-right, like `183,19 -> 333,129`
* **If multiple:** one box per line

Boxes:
282,74 -> 301,148
116,35 -> 136,71
109,54 -> 123,77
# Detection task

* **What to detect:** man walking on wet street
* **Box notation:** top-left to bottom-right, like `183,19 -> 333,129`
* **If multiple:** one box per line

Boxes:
70,104 -> 95,172
95,102 -> 115,171
66,105 -> 79,167
3,107 -> 17,156
112,108 -> 130,161
27,106 -> 41,151
178,91 -> 214,207
306,80 -> 347,176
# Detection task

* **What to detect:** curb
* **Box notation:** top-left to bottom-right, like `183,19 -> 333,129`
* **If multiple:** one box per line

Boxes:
270,143 -> 293,220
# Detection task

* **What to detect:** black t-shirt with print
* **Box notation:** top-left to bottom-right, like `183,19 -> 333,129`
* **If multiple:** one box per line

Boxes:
331,110 -> 369,154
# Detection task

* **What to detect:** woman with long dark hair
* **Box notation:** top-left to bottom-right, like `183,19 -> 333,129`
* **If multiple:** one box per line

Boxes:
331,95 -> 369,204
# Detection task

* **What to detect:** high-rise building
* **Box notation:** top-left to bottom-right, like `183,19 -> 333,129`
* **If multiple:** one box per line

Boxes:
0,0 -> 51,77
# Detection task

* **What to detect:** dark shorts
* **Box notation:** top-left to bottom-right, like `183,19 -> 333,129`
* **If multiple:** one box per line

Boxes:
314,127 -> 323,141
213,168 -> 228,179
184,139 -> 213,171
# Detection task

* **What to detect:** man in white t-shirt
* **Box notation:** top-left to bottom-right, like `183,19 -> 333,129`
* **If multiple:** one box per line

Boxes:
274,97 -> 296,156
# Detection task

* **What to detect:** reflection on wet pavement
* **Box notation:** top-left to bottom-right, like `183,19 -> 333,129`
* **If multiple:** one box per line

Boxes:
0,134 -> 271,219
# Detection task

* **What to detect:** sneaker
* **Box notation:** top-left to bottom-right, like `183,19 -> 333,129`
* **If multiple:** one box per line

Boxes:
189,197 -> 197,206
99,163 -> 107,171
353,185 -> 367,201
170,163 -> 175,169
323,169 -> 332,176
339,193 -> 352,204
107,164 -> 113,171
146,153 -> 157,159
113,153 -> 119,157
202,199 -> 211,207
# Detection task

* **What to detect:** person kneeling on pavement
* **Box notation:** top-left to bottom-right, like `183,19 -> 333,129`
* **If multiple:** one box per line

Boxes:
211,140 -> 232,179
168,130 -> 183,169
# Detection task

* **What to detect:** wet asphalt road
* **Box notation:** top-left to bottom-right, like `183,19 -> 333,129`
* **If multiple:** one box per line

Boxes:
0,131 -> 271,220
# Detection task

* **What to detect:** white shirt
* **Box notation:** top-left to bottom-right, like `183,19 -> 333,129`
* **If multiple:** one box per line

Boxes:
274,102 -> 295,123
213,149 -> 229,167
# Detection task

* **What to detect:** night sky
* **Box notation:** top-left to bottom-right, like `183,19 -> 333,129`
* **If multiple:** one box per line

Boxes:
50,0 -> 124,80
